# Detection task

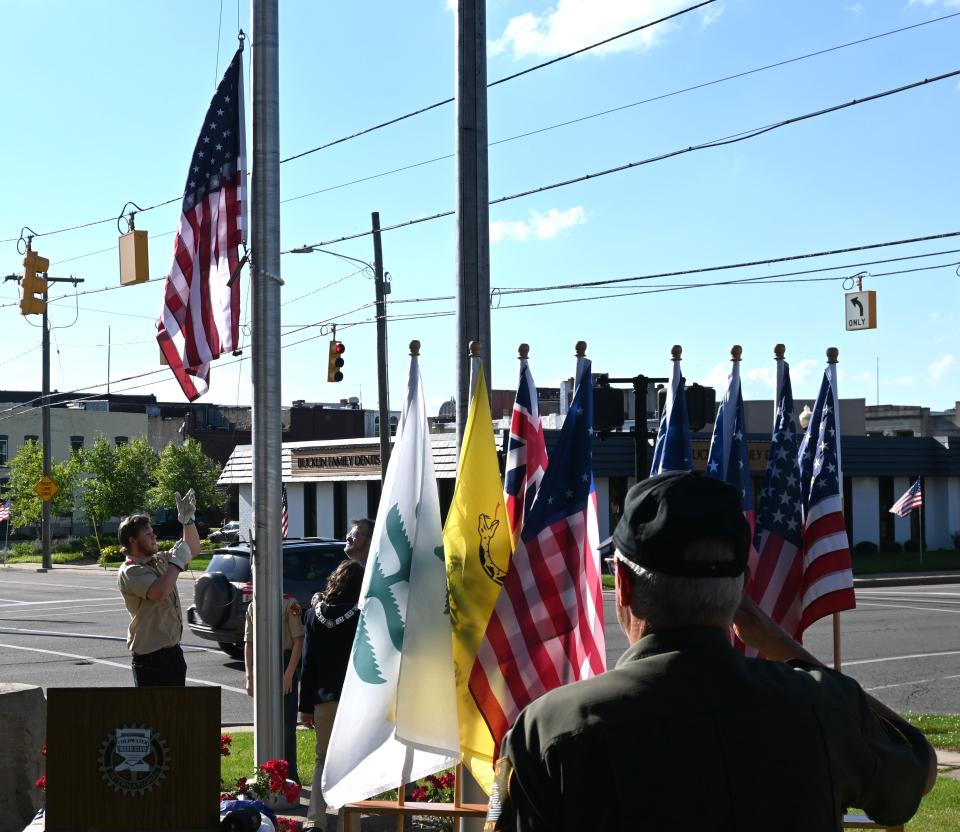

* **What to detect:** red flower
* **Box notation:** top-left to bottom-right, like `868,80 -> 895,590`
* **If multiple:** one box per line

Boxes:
236,777 -> 248,792
440,772 -> 456,788
219,734 -> 234,757
40,745 -> 47,757
410,786 -> 428,801
276,818 -> 300,832
282,782 -> 301,804
35,775 -> 46,790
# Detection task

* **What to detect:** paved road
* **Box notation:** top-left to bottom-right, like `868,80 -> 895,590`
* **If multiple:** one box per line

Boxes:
0,566 -> 958,723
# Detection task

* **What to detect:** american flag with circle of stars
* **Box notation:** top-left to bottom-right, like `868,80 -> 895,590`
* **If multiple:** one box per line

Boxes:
157,48 -> 246,401
795,362 -> 855,635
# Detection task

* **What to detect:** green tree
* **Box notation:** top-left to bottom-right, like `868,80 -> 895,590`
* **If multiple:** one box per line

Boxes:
79,436 -> 158,536
1,440 -> 81,532
147,438 -> 225,513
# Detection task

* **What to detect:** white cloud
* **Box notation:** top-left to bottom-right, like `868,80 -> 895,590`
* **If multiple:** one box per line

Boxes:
489,0 -> 709,59
852,371 -> 873,383
490,205 -> 587,242
698,361 -> 731,391
788,358 -> 819,386
888,375 -> 916,388
846,2 -> 864,12
745,366 -> 776,391
929,353 -> 955,383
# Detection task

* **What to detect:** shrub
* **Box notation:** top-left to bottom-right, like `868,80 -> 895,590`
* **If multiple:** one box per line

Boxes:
853,540 -> 879,555
879,541 -> 903,554
952,531 -> 960,553
904,537 -> 922,553
12,541 -> 40,558
97,545 -> 125,567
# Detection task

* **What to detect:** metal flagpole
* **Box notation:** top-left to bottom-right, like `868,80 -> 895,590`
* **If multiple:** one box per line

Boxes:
919,478 -> 925,568
250,0 -> 284,766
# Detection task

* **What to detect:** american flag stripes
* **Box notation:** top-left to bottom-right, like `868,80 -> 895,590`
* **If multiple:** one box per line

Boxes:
890,480 -> 923,518
749,357 -> 806,642
0,499 -> 10,522
650,349 -> 692,475
281,483 -> 289,539
157,48 -> 246,402
470,355 -> 605,756
796,361 -> 855,634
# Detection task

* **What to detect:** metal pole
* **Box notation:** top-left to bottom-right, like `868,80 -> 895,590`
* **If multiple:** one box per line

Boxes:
107,326 -> 111,408
250,0 -> 284,767
633,375 -> 649,481
41,289 -> 51,571
454,0 -> 491,452
372,212 -> 391,480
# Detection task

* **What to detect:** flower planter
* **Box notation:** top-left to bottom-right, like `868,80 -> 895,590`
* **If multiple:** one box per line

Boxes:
242,777 -> 301,812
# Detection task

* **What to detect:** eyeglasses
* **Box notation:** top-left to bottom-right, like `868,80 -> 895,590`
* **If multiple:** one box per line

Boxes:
604,553 -> 643,577
604,556 -> 617,576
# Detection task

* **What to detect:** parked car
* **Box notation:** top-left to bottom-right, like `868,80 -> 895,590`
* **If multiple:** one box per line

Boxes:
207,521 -> 241,544
186,537 -> 347,660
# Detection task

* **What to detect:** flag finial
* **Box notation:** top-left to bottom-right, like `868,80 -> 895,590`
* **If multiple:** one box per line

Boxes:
731,345 -> 742,362
469,340 -> 481,358
827,347 -> 839,364
518,343 -> 530,360
774,343 -> 786,360
671,344 -> 683,362
409,340 -> 421,356
575,341 -> 587,358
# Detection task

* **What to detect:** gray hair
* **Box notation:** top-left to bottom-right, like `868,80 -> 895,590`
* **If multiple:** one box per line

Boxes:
617,539 -> 744,629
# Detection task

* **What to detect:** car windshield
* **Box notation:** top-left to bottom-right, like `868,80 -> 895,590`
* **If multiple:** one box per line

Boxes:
207,552 -> 251,581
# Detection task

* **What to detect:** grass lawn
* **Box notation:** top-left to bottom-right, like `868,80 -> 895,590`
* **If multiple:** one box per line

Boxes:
906,713 -> 960,753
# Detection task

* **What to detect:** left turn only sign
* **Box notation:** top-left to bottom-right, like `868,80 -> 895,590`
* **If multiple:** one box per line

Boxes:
34,476 -> 59,502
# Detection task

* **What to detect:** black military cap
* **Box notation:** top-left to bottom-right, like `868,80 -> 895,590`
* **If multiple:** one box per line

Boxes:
612,471 -> 750,578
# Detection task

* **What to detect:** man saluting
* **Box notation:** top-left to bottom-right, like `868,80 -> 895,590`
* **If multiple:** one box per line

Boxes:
117,489 -> 201,687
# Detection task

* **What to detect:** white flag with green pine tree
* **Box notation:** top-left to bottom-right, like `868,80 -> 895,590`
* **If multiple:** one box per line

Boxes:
322,348 -> 458,806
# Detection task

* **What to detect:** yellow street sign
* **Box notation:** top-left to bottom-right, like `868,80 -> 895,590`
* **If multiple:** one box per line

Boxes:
34,476 -> 59,502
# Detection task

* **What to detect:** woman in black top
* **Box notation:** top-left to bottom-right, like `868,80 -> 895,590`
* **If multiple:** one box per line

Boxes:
298,560 -> 363,831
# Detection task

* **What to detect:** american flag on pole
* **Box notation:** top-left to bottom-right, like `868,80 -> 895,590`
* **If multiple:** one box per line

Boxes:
650,349 -> 692,474
281,483 -> 289,539
0,499 -> 10,522
157,48 -> 246,402
890,480 -> 923,518
470,354 -> 605,756
502,353 -> 548,548
796,360 -> 855,634
748,357 -> 806,643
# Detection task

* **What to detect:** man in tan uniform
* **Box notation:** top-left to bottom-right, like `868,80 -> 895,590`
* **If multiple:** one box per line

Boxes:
117,489 -> 200,687
244,593 -> 305,783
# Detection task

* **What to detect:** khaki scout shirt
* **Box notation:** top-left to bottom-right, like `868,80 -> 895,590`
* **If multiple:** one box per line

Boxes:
117,541 -> 190,655
489,628 -> 932,832
244,595 -> 304,652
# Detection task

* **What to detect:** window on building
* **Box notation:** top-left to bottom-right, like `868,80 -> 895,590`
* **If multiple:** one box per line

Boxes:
895,430 -> 914,437
24,435 -> 39,445
0,435 -> 7,465
304,482 -> 317,538
115,436 -> 129,447
878,477 -> 895,547
70,435 -> 84,453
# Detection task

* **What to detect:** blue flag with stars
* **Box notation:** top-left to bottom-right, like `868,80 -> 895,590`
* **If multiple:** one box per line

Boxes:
650,356 -> 692,475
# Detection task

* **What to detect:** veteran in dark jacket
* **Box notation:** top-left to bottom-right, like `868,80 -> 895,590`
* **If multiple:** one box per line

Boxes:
487,472 -> 937,832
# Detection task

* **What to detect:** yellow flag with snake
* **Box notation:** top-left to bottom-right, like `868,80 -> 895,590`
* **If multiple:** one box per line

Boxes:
443,357 -> 511,793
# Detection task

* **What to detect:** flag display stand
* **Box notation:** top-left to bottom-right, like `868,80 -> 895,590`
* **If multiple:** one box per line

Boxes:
341,765 -> 487,831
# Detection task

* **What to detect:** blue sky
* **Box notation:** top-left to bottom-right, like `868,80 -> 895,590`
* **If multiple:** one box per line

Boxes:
1,0 -> 958,418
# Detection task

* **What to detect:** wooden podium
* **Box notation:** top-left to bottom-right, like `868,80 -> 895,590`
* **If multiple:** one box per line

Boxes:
45,687 -> 220,832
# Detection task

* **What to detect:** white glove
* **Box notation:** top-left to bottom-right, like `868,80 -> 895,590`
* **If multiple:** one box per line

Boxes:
174,489 -> 196,525
167,540 -> 193,571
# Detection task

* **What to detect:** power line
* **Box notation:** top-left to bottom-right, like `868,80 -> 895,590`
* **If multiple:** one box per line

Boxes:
277,0 -> 715,165
0,1 -> 713,246
289,69 -> 960,251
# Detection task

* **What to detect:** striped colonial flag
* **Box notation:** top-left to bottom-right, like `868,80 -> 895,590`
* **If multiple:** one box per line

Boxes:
470,354 -> 605,756
157,48 -> 246,401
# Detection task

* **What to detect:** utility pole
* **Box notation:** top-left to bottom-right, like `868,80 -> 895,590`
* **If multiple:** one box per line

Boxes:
8,259 -> 84,572
371,212 -> 391,479
250,0 -> 284,768
455,0 -> 491,452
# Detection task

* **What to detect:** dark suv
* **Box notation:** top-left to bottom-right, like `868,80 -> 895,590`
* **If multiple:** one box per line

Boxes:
186,537 -> 347,660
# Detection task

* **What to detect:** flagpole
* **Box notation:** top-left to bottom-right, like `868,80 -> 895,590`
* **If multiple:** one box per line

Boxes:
919,477 -> 925,568
828,347 -> 843,674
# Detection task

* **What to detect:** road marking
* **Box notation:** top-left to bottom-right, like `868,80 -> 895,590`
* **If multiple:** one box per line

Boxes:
0,596 -> 117,608
860,590 -> 960,597
866,674 -> 960,692
0,578 -> 118,591
843,649 -> 960,667
0,643 -> 246,694
0,598 -> 27,604
0,627 -> 223,653
857,602 -> 960,615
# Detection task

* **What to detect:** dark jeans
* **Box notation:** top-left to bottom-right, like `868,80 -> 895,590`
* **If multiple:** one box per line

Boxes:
283,649 -> 301,784
132,644 -> 187,687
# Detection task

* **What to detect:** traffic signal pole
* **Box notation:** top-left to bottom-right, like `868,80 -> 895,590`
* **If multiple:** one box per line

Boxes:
41,295 -> 51,571
371,212 -> 391,480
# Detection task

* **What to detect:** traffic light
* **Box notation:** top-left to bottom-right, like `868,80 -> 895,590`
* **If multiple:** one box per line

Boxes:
327,340 -> 345,382
20,250 -> 50,316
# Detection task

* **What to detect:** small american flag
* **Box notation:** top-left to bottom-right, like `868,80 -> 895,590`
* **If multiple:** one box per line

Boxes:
470,356 -> 605,756
749,359 -> 806,643
796,362 -> 855,634
0,499 -> 10,522
650,355 -> 692,474
281,483 -> 289,539
890,480 -> 923,518
157,48 -> 246,401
